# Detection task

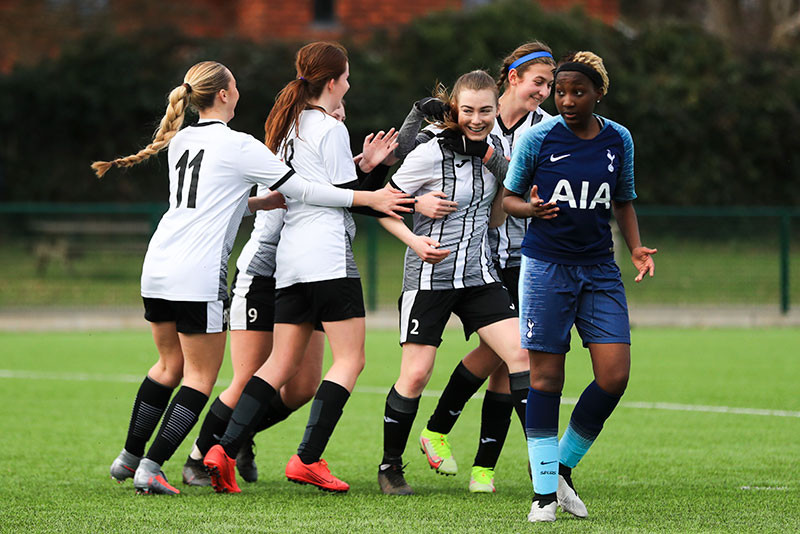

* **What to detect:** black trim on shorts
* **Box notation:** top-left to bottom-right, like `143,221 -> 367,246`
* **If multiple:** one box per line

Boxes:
142,297 -> 229,334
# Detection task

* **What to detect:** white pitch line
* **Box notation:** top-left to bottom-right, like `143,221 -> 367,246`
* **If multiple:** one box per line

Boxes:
2,370 -> 799,419
0,369 -> 233,387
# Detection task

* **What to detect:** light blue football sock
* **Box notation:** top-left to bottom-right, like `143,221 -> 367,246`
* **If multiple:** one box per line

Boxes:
559,424 -> 594,469
558,380 -> 621,468
528,435 -> 559,494
526,387 -> 561,495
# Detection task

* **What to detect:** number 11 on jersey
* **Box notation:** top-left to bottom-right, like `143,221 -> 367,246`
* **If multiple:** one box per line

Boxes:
175,149 -> 204,208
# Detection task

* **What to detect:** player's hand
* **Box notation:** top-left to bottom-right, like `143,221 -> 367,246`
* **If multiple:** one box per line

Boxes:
437,129 -> 490,159
415,191 -> 458,219
414,97 -> 449,121
249,191 -> 287,212
529,185 -> 558,219
365,186 -> 414,219
358,128 -> 399,173
631,246 -> 657,282
410,235 -> 451,264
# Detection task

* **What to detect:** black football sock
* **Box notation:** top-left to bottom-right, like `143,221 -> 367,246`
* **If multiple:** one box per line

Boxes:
509,370 -> 531,430
473,390 -> 513,469
219,376 -> 276,458
145,386 -> 208,466
297,380 -> 351,464
123,376 -> 174,457
194,396 -> 233,457
252,393 -> 294,433
426,361 -> 484,434
381,386 -> 420,466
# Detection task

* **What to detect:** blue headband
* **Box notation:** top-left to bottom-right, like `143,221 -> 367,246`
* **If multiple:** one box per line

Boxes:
508,51 -> 553,71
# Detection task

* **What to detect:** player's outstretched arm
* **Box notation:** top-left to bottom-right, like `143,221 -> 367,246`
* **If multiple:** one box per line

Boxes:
353,187 -> 414,219
613,200 -> 657,282
378,216 -> 451,264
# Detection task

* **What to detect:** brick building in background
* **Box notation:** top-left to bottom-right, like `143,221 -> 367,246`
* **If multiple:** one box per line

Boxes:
186,0 -> 618,42
0,0 -> 619,72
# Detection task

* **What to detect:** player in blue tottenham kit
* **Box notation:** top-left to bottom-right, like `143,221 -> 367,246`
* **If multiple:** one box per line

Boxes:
503,51 -> 657,522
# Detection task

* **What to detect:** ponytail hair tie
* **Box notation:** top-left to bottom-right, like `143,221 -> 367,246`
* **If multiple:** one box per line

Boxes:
298,76 -> 306,82
183,82 -> 193,94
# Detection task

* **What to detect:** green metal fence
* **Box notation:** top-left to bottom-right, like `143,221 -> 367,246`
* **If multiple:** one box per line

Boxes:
0,203 -> 797,314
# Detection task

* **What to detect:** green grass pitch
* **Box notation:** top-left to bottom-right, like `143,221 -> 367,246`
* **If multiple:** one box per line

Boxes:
1,327 -> 798,533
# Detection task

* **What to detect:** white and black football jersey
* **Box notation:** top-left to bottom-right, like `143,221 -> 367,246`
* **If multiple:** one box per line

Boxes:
274,110 -> 359,289
234,206 -> 285,282
141,119 -> 352,302
488,108 -> 551,269
390,132 -> 510,291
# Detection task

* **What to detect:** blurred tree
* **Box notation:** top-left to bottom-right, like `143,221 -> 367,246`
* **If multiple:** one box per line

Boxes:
1,0 -> 799,206
620,0 -> 800,50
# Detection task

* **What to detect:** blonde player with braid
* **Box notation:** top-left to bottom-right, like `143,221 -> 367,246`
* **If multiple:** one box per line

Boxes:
97,60 -> 411,495
503,51 -> 656,521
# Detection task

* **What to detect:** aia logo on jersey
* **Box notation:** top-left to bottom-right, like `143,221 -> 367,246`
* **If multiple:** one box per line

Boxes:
548,180 -> 611,210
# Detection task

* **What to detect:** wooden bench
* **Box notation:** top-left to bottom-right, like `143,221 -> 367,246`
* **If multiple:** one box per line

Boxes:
28,220 -> 153,274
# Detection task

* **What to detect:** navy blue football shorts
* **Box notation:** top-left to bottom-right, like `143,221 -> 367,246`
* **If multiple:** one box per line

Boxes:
518,255 -> 630,354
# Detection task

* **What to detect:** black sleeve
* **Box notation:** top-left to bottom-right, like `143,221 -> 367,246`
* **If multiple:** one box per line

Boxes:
335,164 -> 394,218
354,163 -> 391,191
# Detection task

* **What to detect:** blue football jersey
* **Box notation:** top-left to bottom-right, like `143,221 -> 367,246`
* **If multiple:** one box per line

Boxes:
504,115 -> 636,265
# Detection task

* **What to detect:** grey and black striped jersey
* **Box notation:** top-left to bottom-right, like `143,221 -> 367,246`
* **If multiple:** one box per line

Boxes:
390,133 -> 510,291
487,108 -> 551,269
234,201 -> 285,281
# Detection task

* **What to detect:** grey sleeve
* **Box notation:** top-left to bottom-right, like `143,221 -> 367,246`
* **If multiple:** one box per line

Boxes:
394,105 -> 435,160
483,149 -> 509,182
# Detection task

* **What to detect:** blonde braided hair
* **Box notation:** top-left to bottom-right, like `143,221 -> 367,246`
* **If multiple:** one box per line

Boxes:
91,61 -> 231,178
562,51 -> 609,95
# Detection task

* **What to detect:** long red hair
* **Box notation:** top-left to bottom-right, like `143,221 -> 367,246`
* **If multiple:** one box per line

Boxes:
264,42 -> 348,156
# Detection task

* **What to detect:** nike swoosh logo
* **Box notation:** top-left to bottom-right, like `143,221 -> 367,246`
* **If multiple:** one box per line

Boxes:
448,410 -> 462,416
480,438 -> 497,444
303,468 -> 333,485
455,160 -> 468,168
540,460 -> 557,465
384,416 -> 398,423
549,153 -> 570,162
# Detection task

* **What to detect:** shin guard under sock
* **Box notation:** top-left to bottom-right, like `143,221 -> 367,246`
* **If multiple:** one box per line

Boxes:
297,380 -> 350,464
219,376 -> 276,458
